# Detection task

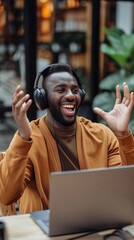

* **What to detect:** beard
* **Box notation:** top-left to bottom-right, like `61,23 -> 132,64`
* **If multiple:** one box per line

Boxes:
48,99 -> 79,126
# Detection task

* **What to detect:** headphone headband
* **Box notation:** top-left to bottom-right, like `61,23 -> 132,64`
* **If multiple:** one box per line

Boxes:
34,63 -> 83,89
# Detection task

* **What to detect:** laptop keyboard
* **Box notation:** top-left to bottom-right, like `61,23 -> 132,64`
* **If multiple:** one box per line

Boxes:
42,218 -> 49,227
41,210 -> 50,227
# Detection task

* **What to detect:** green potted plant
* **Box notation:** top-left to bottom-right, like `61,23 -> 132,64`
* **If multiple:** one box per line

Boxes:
92,27 -> 134,133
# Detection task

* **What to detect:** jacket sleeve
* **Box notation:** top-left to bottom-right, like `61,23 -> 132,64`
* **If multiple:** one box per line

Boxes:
117,131 -> 134,165
0,132 -> 33,205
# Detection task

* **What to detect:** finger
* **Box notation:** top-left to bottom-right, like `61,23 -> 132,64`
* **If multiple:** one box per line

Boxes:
12,85 -> 22,99
21,99 -> 32,113
12,90 -> 24,113
115,85 -> 122,104
128,92 -> 134,109
93,107 -> 107,120
12,87 -> 25,110
122,82 -> 130,104
13,94 -> 31,114
15,94 -> 30,109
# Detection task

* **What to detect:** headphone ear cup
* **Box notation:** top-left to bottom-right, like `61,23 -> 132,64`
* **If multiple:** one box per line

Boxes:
33,88 -> 48,110
79,88 -> 86,104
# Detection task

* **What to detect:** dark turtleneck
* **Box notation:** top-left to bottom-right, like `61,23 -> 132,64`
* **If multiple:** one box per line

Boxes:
45,117 -> 80,171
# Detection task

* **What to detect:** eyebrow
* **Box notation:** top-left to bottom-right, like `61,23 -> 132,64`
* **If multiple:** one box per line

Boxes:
54,83 -> 79,88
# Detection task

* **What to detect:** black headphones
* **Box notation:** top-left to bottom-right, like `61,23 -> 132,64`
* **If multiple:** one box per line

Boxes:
33,63 -> 86,110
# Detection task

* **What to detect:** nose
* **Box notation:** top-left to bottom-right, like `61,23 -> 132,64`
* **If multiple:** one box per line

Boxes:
65,89 -> 75,100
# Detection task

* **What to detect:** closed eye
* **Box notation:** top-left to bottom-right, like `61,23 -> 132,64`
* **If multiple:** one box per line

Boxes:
72,88 -> 79,94
56,87 -> 65,93
55,87 -> 79,94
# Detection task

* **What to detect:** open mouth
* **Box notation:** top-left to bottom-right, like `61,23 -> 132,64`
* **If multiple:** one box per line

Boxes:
61,104 -> 75,116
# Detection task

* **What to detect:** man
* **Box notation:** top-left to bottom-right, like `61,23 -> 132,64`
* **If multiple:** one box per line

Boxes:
0,63 -> 134,214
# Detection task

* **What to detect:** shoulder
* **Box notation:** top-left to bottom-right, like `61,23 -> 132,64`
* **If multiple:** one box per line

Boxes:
30,115 -> 48,138
77,116 -> 112,132
76,116 -> 116,140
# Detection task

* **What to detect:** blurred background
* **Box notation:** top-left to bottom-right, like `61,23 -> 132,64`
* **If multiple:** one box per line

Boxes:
0,0 -> 134,151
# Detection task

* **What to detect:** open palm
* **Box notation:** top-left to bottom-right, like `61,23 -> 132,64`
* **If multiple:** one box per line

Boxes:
94,83 -> 134,137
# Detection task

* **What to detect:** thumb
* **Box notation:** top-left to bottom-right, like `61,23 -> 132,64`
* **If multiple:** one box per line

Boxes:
93,107 -> 107,120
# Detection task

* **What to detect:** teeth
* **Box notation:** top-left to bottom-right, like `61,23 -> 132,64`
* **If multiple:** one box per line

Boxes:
63,105 -> 74,109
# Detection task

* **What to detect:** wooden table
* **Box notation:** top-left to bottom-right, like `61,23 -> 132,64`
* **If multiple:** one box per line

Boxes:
1,214 -> 134,240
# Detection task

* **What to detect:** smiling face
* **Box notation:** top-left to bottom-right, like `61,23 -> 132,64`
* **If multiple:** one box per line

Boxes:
44,71 -> 81,126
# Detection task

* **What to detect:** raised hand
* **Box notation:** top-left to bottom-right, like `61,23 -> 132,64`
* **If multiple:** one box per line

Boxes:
93,82 -> 134,137
12,85 -> 32,140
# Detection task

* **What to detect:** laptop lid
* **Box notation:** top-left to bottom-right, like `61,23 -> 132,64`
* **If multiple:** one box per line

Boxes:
31,165 -> 134,237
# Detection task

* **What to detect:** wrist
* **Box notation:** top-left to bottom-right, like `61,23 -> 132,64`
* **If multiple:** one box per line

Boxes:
18,131 -> 31,141
114,130 -> 130,138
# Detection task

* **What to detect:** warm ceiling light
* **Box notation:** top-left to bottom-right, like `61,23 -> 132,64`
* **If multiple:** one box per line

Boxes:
39,0 -> 48,3
41,2 -> 53,18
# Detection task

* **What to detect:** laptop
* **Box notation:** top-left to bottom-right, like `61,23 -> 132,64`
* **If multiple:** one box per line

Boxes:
30,165 -> 134,237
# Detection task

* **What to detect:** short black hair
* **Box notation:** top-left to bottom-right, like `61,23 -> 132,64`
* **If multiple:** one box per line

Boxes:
41,63 -> 82,88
